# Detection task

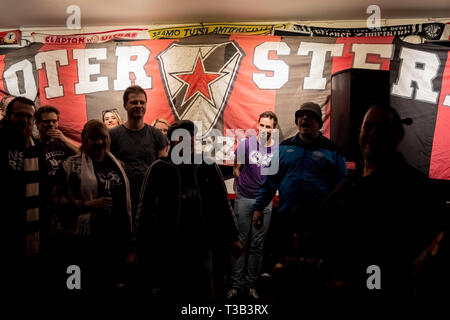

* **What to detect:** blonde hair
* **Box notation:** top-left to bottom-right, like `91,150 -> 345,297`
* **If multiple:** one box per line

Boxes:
151,118 -> 169,127
81,120 -> 111,153
102,109 -> 123,126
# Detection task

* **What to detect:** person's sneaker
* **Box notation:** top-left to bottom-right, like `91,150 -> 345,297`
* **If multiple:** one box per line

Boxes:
248,288 -> 260,299
226,288 -> 239,299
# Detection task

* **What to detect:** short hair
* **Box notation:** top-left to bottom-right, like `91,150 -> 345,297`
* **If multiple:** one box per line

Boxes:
258,111 -> 278,128
102,109 -> 123,125
5,96 -> 35,120
81,120 -> 111,153
36,105 -> 60,122
123,85 -> 147,105
368,104 -> 406,141
152,118 -> 170,127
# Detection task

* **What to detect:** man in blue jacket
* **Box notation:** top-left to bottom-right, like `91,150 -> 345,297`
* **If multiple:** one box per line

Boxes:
253,102 -> 347,267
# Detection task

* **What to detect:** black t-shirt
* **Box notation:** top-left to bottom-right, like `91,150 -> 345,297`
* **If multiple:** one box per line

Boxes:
93,156 -> 124,199
92,157 -> 127,237
109,124 -> 167,192
41,141 -> 74,177
37,140 -> 75,203
65,156 -> 129,243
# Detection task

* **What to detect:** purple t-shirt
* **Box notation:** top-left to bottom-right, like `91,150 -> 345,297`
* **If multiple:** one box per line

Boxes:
235,136 -> 275,199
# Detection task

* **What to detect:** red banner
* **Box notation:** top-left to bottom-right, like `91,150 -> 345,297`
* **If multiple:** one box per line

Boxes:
0,35 -> 449,179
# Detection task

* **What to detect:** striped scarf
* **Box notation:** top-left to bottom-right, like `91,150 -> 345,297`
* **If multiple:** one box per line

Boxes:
23,137 -> 40,255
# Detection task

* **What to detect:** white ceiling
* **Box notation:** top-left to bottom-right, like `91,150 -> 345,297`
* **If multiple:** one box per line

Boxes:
0,0 -> 449,28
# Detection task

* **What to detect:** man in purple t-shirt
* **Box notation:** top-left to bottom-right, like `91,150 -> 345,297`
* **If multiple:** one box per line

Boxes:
227,111 -> 278,300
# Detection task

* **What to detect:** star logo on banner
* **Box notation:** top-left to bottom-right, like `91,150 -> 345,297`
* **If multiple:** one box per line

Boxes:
174,54 -> 225,106
158,42 -> 244,136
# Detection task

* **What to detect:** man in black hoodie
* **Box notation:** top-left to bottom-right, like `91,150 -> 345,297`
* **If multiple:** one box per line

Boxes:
136,120 -> 242,302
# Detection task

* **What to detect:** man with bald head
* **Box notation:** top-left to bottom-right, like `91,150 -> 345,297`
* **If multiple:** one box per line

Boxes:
323,104 -> 444,295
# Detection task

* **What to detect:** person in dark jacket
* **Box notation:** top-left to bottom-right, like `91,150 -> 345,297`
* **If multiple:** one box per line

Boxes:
136,120 -> 242,302
34,106 -> 79,250
0,97 -> 41,293
253,102 -> 347,267
54,120 -> 132,293
322,104 -> 445,296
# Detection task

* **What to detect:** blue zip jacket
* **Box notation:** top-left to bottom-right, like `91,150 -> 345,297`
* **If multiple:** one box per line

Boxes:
254,133 -> 347,214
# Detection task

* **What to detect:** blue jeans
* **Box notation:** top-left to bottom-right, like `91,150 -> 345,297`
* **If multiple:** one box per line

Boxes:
230,195 -> 272,290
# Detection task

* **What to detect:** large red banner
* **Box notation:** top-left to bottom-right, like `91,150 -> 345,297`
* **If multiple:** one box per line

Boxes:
0,35 -> 449,179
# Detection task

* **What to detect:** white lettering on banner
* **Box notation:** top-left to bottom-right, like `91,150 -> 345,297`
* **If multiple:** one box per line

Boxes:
253,42 -> 290,89
73,48 -> 109,94
391,47 -> 440,104
114,46 -> 152,90
1,42 -> 445,109
444,95 -> 450,107
4,59 -> 37,101
297,42 -> 344,90
351,44 -> 394,70
35,50 -> 69,98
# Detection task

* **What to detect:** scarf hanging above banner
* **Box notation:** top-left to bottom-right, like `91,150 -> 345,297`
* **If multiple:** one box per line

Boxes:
0,30 -> 21,45
149,23 -> 286,39
31,28 -> 150,44
275,22 -> 447,40
0,35 -> 449,179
